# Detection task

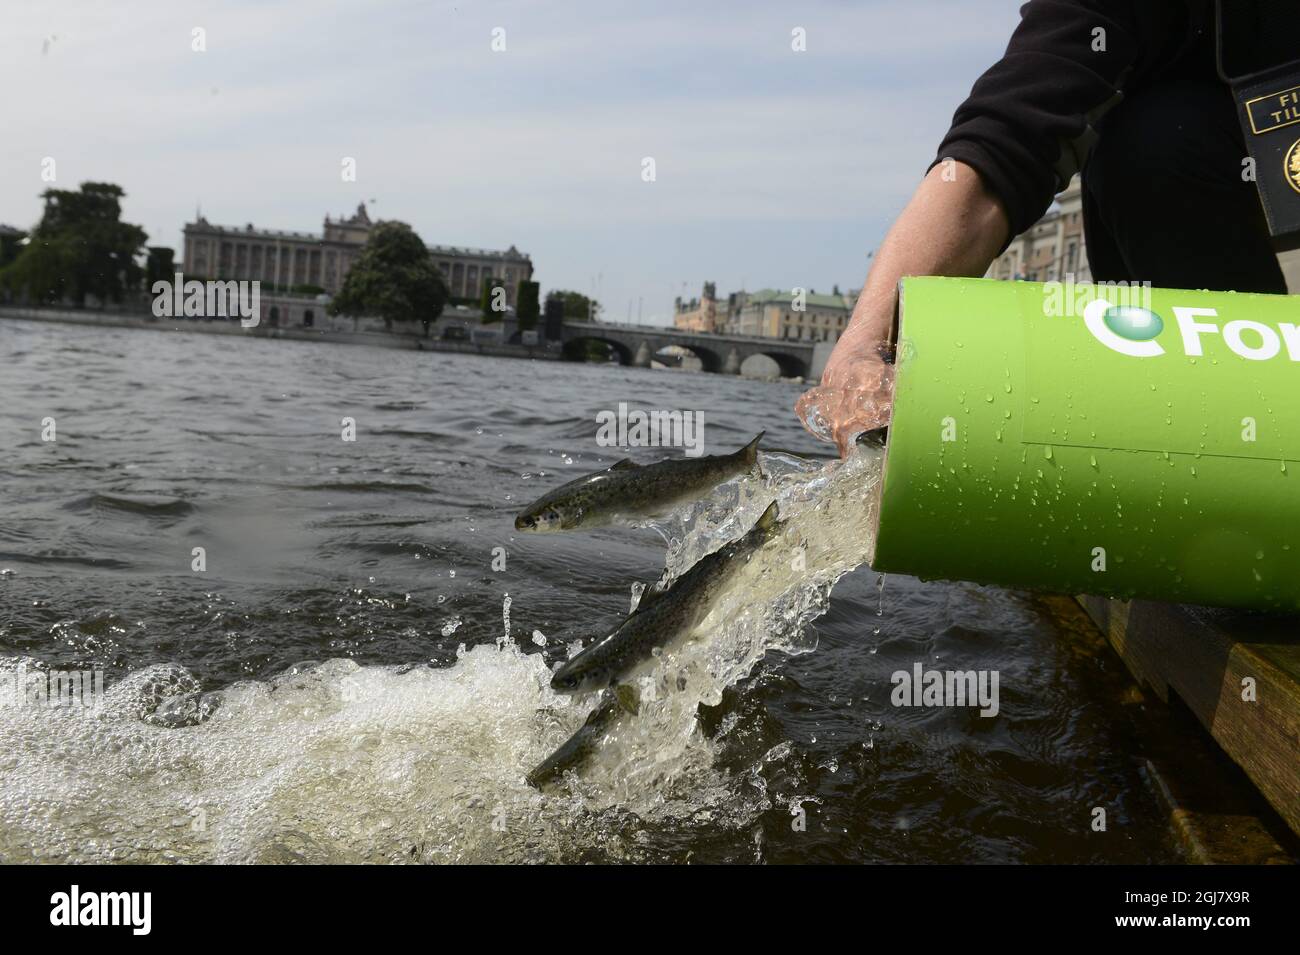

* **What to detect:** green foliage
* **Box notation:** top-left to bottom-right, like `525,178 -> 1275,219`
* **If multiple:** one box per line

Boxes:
328,221 -> 447,333
479,276 -> 505,324
516,279 -> 540,331
145,247 -> 175,288
0,229 -> 26,270
0,182 -> 147,305
546,288 -> 600,320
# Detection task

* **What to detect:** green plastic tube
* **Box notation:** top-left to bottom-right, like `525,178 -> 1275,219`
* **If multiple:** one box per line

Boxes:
870,276 -> 1300,611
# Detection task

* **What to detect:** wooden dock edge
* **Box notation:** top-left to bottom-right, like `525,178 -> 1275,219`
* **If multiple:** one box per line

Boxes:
1077,595 -> 1300,849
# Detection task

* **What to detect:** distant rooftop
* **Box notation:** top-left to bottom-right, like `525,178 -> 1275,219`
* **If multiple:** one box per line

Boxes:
427,243 -> 530,262
184,217 -> 321,241
744,288 -> 850,311
184,213 -> 529,260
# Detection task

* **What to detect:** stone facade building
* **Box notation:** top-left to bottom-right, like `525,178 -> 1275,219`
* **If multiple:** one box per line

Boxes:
674,282 -> 853,341
988,174 -> 1300,290
673,282 -> 731,333
726,288 -> 851,341
987,175 -> 1090,283
181,203 -> 533,307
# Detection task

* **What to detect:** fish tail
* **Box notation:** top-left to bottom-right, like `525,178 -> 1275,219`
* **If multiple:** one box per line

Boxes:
525,689 -> 624,789
739,431 -> 765,478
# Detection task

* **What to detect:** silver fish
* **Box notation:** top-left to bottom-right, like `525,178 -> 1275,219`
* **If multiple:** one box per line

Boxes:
524,689 -> 624,790
549,500 -> 782,697
514,432 -> 764,532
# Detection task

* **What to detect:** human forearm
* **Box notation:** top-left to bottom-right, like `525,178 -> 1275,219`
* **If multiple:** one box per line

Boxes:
796,161 -> 1009,455
842,160 -> 1010,356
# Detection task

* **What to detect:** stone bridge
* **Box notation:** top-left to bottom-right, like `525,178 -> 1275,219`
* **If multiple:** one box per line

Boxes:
558,320 -> 827,378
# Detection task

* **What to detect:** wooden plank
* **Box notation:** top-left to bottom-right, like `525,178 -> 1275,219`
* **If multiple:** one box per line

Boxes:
1143,757 -> 1293,864
1078,596 -> 1300,837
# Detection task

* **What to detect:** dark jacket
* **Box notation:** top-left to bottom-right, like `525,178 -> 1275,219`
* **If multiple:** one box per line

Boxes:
933,0 -> 1294,238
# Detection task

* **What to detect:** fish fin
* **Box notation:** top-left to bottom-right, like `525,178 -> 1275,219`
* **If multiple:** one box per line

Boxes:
590,689 -> 624,723
608,458 -> 638,471
634,577 -> 672,611
755,500 -> 780,532
740,431 -> 765,478
614,684 -> 640,715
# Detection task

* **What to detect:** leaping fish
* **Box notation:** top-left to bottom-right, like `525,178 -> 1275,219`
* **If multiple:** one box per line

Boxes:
525,689 -> 624,790
549,500 -> 783,700
514,432 -> 764,532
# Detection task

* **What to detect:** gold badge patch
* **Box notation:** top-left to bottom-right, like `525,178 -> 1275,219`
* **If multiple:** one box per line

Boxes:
1288,138 -> 1300,195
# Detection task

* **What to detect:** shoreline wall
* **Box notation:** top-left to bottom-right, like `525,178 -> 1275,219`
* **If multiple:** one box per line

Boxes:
0,305 -> 563,363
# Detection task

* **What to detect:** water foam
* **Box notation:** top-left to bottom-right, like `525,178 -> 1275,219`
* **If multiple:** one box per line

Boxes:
0,447 -> 883,863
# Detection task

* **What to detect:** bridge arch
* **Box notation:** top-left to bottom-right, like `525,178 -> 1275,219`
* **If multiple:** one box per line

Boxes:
562,336 -> 633,365
757,350 -> 808,379
558,322 -> 814,377
658,341 -> 723,373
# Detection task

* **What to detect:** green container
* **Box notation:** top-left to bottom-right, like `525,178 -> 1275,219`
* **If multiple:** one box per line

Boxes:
870,276 -> 1300,611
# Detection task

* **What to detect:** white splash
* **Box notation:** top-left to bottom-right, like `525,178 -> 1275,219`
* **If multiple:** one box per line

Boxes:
0,447 -> 883,863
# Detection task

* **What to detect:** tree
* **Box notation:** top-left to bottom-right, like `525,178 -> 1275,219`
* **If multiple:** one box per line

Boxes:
0,182 -> 147,306
145,246 -> 175,288
479,276 -> 506,324
0,228 -> 26,270
516,280 -> 540,331
546,288 -> 600,321
328,221 -> 447,335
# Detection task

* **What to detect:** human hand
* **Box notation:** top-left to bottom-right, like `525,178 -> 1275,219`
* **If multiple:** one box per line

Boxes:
795,345 -> 895,458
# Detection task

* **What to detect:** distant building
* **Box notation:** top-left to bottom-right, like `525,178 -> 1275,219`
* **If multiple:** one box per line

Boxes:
987,175 -> 1089,283
727,288 -> 852,341
181,203 -> 533,307
673,282 -> 736,333
674,282 -> 854,340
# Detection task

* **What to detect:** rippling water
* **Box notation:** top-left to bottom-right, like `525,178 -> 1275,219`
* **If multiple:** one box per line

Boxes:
0,318 -> 1181,863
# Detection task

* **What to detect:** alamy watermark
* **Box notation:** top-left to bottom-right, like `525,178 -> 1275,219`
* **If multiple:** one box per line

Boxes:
1043,273 -> 1151,318
891,662 -> 999,717
4,663 -> 105,711
595,402 -> 704,456
50,885 -> 151,935
151,271 -> 260,327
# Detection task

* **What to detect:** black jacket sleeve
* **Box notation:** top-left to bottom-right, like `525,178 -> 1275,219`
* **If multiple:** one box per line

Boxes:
930,0 -> 1145,240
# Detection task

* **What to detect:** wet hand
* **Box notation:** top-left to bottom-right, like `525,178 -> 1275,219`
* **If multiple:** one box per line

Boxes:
795,349 -> 895,458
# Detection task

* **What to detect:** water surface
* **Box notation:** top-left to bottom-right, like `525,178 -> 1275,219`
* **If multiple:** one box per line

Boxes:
0,318 -> 1181,863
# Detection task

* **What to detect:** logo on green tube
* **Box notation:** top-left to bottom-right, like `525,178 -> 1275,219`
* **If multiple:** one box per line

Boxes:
1082,299 -> 1300,361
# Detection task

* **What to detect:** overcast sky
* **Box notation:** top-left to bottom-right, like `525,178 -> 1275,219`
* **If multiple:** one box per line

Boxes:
1,0 -> 1022,325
